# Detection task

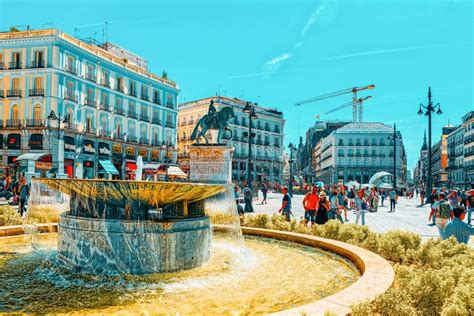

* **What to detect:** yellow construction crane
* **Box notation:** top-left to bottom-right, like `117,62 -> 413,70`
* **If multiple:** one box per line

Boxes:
294,84 -> 375,122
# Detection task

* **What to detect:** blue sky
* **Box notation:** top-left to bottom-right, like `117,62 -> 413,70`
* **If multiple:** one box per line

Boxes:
1,0 -> 472,171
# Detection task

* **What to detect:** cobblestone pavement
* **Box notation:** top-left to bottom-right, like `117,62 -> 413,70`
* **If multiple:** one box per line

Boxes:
248,192 -> 473,243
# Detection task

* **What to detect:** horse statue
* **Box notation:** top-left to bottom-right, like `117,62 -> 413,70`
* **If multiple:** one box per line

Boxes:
190,106 -> 235,144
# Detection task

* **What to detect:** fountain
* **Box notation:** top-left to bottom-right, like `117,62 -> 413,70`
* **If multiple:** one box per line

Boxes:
35,178 -> 225,274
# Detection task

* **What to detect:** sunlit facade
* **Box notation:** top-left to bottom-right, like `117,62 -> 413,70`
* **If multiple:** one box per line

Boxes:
0,28 -> 178,179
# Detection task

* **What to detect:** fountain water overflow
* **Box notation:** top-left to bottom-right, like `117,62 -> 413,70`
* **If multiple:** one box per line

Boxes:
35,178 -> 226,274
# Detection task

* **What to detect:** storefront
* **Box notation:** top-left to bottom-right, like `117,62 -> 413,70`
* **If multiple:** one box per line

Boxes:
82,139 -> 96,179
97,142 -> 112,179
125,146 -> 137,180
6,134 -> 21,149
150,149 -> 160,163
112,143 -> 123,179
139,148 -> 148,161
28,134 -> 43,150
64,136 -> 77,178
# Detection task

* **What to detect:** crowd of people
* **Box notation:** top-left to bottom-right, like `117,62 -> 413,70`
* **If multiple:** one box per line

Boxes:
0,175 -> 30,217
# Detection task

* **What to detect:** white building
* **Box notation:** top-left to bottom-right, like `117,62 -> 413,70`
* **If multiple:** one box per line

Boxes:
446,125 -> 464,189
320,122 -> 407,185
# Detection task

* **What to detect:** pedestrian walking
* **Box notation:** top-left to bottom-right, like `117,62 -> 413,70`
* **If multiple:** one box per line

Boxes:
389,189 -> 397,212
428,189 -> 439,226
443,207 -> 474,243
419,189 -> 425,207
302,185 -> 319,225
380,189 -> 386,207
278,187 -> 292,222
261,185 -> 268,204
243,186 -> 254,213
315,191 -> 330,225
432,193 -> 453,239
355,195 -> 368,225
466,189 -> 474,226
18,178 -> 29,217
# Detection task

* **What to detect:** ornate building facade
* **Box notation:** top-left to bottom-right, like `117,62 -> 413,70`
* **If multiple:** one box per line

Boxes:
177,97 -> 285,183
0,28 -> 178,179
462,111 -> 474,188
446,125 -> 465,189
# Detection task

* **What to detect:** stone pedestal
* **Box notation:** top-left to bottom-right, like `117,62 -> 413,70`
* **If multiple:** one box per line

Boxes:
188,145 -> 234,184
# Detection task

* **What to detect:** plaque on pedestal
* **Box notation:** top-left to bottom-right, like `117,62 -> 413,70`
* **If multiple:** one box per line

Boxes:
188,145 -> 234,184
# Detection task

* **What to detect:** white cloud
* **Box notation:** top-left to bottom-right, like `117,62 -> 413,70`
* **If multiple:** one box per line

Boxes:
262,52 -> 293,73
301,5 -> 325,38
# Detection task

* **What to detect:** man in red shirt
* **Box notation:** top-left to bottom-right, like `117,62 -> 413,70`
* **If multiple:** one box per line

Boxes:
302,185 -> 319,225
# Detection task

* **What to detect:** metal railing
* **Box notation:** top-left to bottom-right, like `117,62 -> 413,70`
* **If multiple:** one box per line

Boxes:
100,78 -> 110,87
24,119 -> 45,127
127,135 -> 138,143
84,127 -> 96,134
115,108 -> 125,116
6,119 -> 21,127
114,132 -> 125,140
85,72 -> 96,82
165,122 -> 175,128
0,63 -> 5,69
139,138 -> 150,145
7,90 -> 22,97
64,64 -> 77,74
152,117 -> 161,125
153,97 -> 161,105
64,123 -> 79,131
30,60 -> 45,68
0,89 -> 4,98
64,91 -> 78,102
140,115 -> 149,122
9,62 -> 22,69
129,90 -> 137,97
29,89 -> 44,96
84,98 -> 95,107
141,94 -> 149,101
99,103 -> 110,111
128,111 -> 138,119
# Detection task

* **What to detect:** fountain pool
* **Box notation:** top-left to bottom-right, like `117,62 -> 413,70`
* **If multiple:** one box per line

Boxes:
0,232 -> 359,314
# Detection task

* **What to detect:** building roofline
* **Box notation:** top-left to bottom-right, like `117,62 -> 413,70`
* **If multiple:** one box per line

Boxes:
0,28 -> 178,90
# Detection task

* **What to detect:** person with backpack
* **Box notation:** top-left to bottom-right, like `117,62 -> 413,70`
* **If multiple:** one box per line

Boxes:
432,193 -> 453,239
389,189 -> 397,212
466,189 -> 474,226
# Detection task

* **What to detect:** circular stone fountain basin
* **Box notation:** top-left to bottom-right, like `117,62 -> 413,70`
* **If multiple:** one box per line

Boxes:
0,233 -> 360,314
58,214 -> 211,274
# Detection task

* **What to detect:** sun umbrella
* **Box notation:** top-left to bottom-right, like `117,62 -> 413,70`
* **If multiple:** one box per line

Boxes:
346,181 -> 360,189
378,183 -> 393,189
361,184 -> 373,189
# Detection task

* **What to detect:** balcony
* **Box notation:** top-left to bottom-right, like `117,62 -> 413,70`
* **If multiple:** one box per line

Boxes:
166,102 -> 174,109
273,143 -> 280,148
0,90 -> 3,98
100,129 -> 111,138
128,111 -> 138,119
24,119 -> 44,127
115,108 -> 125,116
153,97 -> 161,105
84,127 -> 96,135
9,62 -> 22,69
152,117 -> 161,125
64,64 -> 77,75
165,122 -> 175,128
84,97 -> 95,107
114,132 -> 125,141
116,86 -> 125,93
64,91 -> 78,102
151,139 -> 161,146
139,138 -> 150,145
129,90 -> 137,97
99,103 -> 110,112
29,89 -> 45,97
7,90 -> 22,97
30,60 -> 45,68
140,115 -> 149,122
100,78 -> 110,88
127,135 -> 138,143
64,123 -> 79,132
141,94 -> 149,102
6,119 -> 21,127
85,72 -> 96,82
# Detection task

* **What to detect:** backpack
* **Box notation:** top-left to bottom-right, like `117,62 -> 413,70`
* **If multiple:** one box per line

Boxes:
437,201 -> 452,219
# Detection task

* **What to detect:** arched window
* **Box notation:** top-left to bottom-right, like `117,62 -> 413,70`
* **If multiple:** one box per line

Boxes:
11,104 -> 19,121
86,114 -> 93,132
152,129 -> 159,144
33,104 -> 42,121
101,116 -> 108,133
67,108 -> 74,127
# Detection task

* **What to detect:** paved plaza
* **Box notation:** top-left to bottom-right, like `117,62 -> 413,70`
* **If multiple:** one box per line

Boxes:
249,191 -> 472,243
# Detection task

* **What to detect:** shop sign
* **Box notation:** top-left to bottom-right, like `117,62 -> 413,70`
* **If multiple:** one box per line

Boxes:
35,161 -> 52,170
83,140 -> 95,155
6,134 -> 21,149
126,146 -> 136,160
139,148 -> 148,159
98,142 -> 111,157
29,134 -> 43,150
112,144 -> 123,156
64,136 -> 76,152
151,150 -> 159,162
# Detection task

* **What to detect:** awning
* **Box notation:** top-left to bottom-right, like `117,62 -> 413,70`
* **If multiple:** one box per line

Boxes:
143,163 -> 162,170
16,152 -> 50,161
167,166 -> 187,178
99,160 -> 120,175
126,162 -> 137,172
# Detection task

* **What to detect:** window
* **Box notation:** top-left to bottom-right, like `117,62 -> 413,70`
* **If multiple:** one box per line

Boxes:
338,149 -> 344,157
11,104 -> 19,120
153,90 -> 161,104
117,77 -> 124,91
129,82 -> 136,96
166,94 -> 174,107
86,115 -> 93,132
33,105 -> 42,120
33,50 -> 44,67
34,77 -> 43,89
348,149 -> 354,157
12,52 -> 21,66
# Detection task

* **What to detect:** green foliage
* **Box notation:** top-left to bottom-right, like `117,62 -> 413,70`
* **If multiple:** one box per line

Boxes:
243,214 -> 474,315
0,206 -> 22,226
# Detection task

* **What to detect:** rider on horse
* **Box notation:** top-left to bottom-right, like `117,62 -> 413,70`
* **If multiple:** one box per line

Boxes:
207,100 -> 217,126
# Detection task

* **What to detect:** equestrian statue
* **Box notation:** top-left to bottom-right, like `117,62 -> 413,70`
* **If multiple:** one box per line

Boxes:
190,100 -> 235,144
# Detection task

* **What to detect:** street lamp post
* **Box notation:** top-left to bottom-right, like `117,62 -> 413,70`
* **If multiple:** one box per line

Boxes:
418,87 -> 442,199
47,110 -> 69,178
243,102 -> 257,188
388,123 -> 398,189
288,142 -> 295,197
